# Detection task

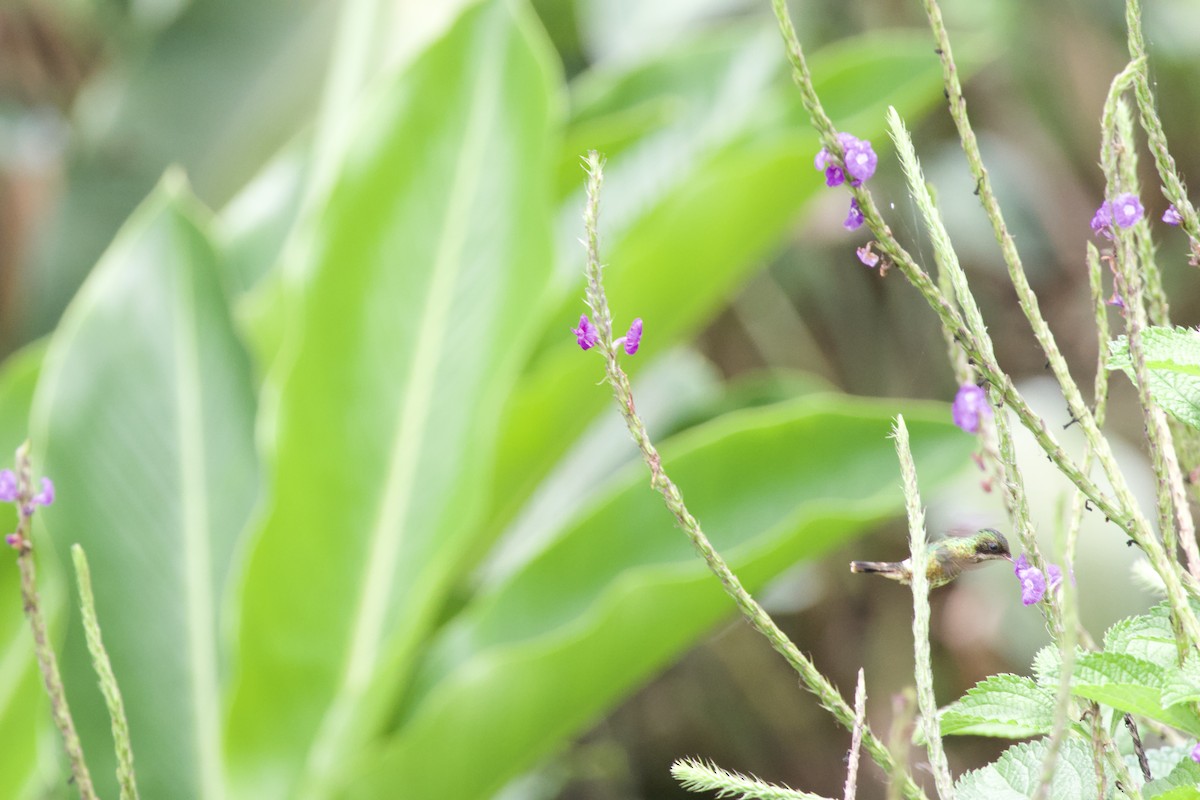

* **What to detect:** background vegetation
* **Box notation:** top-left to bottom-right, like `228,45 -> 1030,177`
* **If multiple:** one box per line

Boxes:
1,0 -> 1199,797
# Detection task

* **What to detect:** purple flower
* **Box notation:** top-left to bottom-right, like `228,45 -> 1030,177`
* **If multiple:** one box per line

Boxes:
0,470 -> 16,503
1111,193 -> 1144,228
1191,742 -> 1200,763
1014,554 -> 1047,606
32,477 -> 54,507
623,318 -> 643,355
952,384 -> 992,434
1107,293 -> 1125,309
4,533 -> 18,549
856,245 -> 880,268
1164,205 -> 1183,226
844,198 -> 865,231
1092,194 -> 1144,237
572,314 -> 599,351
1047,564 -> 1063,593
815,133 -> 876,187
1090,202 -> 1113,237
843,139 -> 878,185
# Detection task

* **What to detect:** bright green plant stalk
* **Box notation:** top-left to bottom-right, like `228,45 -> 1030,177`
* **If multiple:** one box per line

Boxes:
885,108 -> 1062,635
672,757 -> 826,800
916,0 -> 1200,607
894,416 -> 955,800
1102,81 -> 1200,582
843,669 -> 866,800
764,2 -> 1095,523
1113,100 -> 1169,326
1123,0 -> 1200,253
580,150 -> 931,800
10,443 -> 97,800
72,544 -> 139,800
769,0 -> 1200,652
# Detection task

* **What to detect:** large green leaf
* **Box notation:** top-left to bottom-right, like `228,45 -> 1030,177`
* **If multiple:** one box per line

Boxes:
222,1 -> 559,797
30,176 -> 259,799
955,738 -> 1098,799
1071,652 -> 1200,737
485,29 -> 973,551
347,396 -> 973,799
0,344 -> 49,799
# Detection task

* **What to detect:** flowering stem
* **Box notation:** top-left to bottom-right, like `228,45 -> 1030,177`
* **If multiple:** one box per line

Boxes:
580,151 -> 930,800
1123,0 -> 1200,256
886,108 -> 1063,636
769,0 -> 1200,651
1102,81 -> 1200,583
894,416 -> 955,800
73,544 -> 139,800
10,443 -> 97,800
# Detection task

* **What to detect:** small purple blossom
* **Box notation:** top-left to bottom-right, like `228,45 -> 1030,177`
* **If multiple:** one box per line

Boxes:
952,384 -> 992,434
1106,293 -> 1125,309
0,470 -> 16,503
1013,554 -> 1047,606
1191,742 -> 1200,763
572,314 -> 599,351
32,477 -> 54,507
843,139 -> 878,185
1090,202 -> 1113,237
1091,194 -> 1144,238
815,133 -> 876,187
844,198 -> 865,231
1164,204 -> 1183,226
856,245 -> 879,268
4,533 -> 18,549
1111,193 -> 1144,228
623,318 -> 643,355
1047,564 -> 1063,594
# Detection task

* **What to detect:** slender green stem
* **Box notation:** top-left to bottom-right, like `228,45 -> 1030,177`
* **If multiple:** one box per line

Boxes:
894,417 -> 955,800
10,443 -> 97,800
1124,0 -> 1200,256
886,108 -> 1062,635
580,151 -> 931,800
914,0 -> 1196,625
1102,79 -> 1200,583
74,544 -> 139,800
843,669 -> 866,800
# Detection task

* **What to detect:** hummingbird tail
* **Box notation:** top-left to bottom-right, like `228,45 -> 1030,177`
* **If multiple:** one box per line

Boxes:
850,560 -> 902,577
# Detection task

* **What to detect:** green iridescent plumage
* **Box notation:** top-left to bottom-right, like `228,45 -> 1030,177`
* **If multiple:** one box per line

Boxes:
849,529 -> 1011,588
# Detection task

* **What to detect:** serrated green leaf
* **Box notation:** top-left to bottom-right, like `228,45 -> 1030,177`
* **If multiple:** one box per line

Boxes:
937,674 -> 1055,739
1133,745 -> 1198,791
1108,328 -> 1200,430
955,737 -> 1099,799
1072,653 -> 1200,736
1143,751 -> 1200,799
1103,604 -> 1178,668
1160,656 -> 1200,708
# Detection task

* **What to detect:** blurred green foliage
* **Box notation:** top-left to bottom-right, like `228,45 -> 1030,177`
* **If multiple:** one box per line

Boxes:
3,0 -> 1197,797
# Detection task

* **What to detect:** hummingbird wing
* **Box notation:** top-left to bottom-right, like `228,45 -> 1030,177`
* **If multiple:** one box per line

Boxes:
930,547 -> 965,588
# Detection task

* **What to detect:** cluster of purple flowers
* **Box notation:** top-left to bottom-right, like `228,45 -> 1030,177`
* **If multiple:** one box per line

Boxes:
573,314 -> 643,355
0,468 -> 54,549
1012,553 -> 1067,606
1090,193 -> 1144,238
814,132 -> 877,231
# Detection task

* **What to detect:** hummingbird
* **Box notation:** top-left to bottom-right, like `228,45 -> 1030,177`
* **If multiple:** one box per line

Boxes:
849,529 -> 1012,589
